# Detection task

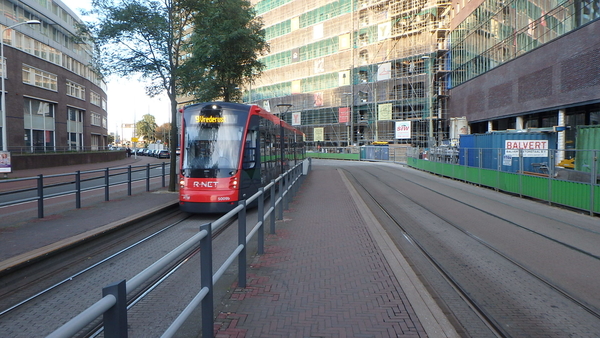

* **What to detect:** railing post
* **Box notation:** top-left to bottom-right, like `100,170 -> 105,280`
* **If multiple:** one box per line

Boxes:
105,168 -> 110,201
270,180 -> 276,234
283,173 -> 289,211
591,149 -> 597,216
277,178 -> 283,220
519,149 -> 523,197
258,187 -> 265,255
37,174 -> 44,218
102,280 -> 128,338
162,162 -> 166,187
76,171 -> 81,209
127,165 -> 132,196
548,150 -> 554,206
146,164 -> 151,192
199,223 -> 213,338
478,148 -> 482,186
238,200 -> 247,288
496,148 -> 501,191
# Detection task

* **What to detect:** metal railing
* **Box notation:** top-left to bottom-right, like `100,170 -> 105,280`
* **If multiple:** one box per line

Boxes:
0,162 -> 169,218
5,146 -> 130,154
46,158 -> 311,338
407,147 -> 599,216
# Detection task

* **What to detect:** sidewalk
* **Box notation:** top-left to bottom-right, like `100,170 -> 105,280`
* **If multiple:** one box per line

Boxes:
213,164 -> 458,338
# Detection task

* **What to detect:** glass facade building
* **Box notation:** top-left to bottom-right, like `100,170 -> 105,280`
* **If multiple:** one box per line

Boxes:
450,0 -> 600,87
247,0 -> 452,147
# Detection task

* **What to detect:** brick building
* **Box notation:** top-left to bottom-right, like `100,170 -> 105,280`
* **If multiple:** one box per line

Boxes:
0,0 -> 107,153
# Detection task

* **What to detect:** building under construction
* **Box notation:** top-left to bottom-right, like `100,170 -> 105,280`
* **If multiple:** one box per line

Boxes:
245,0 -> 452,147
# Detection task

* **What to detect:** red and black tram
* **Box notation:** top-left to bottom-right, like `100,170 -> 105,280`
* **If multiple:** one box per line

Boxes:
179,102 -> 305,213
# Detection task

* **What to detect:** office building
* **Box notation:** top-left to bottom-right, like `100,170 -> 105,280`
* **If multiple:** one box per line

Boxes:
448,0 -> 600,155
247,0 -> 451,147
0,0 -> 107,153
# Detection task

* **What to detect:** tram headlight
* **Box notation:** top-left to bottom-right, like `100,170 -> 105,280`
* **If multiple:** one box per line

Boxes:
229,177 -> 238,189
179,179 -> 186,188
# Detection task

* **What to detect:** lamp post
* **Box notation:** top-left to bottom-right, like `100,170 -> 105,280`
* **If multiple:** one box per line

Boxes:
1,20 -> 40,151
276,103 -> 292,176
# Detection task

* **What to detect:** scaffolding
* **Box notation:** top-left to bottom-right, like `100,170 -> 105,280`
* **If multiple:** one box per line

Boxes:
248,0 -> 451,147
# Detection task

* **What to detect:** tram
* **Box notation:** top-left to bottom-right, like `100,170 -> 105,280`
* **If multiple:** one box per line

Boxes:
179,102 -> 305,213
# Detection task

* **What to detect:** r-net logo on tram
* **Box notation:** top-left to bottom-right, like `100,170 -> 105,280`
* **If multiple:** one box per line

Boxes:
193,181 -> 218,188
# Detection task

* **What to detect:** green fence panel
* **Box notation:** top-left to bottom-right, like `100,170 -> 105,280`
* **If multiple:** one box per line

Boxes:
307,152 -> 359,160
480,169 -> 499,188
498,172 -> 521,194
520,175 -> 549,200
464,167 -> 480,185
550,179 -> 590,210
408,157 -> 597,215
440,162 -> 455,177
595,185 -> 600,214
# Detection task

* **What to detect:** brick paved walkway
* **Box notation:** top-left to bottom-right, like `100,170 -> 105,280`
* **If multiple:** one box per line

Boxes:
213,166 -> 439,338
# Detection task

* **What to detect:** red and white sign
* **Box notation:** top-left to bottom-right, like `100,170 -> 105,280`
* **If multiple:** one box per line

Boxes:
504,140 -> 549,157
395,121 -> 411,139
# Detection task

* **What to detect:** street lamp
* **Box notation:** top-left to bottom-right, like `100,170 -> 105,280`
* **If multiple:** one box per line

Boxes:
1,20 -> 41,151
276,103 -> 292,176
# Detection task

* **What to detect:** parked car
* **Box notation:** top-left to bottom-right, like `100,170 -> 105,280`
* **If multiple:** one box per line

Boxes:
157,150 -> 170,159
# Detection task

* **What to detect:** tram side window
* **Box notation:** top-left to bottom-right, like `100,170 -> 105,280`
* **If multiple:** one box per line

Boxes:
243,130 -> 257,169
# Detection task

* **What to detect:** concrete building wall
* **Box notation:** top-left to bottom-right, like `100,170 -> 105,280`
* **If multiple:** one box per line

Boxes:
448,17 -> 600,124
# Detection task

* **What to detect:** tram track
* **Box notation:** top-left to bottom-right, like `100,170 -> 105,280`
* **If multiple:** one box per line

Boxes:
0,207 -> 232,337
0,208 -> 191,317
340,162 -> 600,337
84,215 -> 236,338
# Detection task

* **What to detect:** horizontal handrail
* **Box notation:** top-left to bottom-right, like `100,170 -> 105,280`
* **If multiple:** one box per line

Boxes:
0,162 -> 169,218
46,158 -> 311,338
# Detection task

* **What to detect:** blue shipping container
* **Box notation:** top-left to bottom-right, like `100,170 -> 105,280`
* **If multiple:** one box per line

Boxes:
360,145 -> 390,161
459,132 -> 557,173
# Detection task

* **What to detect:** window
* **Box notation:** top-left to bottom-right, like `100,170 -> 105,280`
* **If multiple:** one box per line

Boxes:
67,107 -> 84,150
22,65 -> 57,91
90,91 -> 102,106
24,97 -> 55,117
91,112 -> 102,126
66,80 -> 85,100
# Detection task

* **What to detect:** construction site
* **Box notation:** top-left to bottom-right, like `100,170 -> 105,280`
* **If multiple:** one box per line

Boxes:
247,0 -> 452,147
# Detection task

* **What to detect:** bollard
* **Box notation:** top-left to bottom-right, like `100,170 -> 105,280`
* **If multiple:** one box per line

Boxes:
277,178 -> 283,220
105,168 -> 110,201
127,165 -> 132,196
103,280 -> 128,338
76,171 -> 81,209
270,180 -> 276,234
199,223 -> 213,338
238,200 -> 247,288
37,174 -> 44,218
146,164 -> 151,191
258,187 -> 265,255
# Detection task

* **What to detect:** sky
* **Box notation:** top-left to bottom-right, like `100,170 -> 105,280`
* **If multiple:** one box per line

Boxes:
60,0 -> 171,134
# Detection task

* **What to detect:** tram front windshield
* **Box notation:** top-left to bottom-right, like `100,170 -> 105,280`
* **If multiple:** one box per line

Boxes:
182,111 -> 245,178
